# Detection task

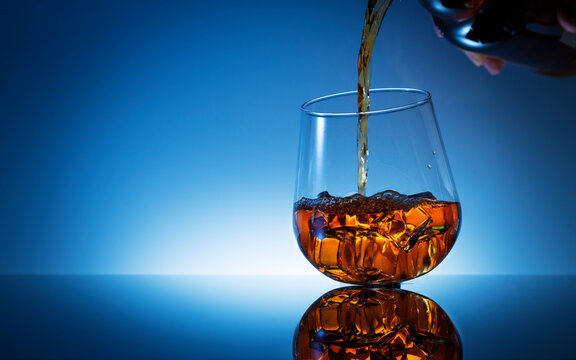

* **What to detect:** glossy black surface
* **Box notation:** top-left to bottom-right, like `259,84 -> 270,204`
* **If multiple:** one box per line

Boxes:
1,275 -> 575,359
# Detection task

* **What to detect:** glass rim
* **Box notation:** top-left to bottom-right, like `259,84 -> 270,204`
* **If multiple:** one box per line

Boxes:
301,88 -> 432,117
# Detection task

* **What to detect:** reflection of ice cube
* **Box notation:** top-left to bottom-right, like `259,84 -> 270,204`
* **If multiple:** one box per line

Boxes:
387,324 -> 431,359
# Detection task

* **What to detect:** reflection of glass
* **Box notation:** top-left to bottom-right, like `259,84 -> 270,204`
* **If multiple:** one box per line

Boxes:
293,286 -> 462,360
294,89 -> 461,284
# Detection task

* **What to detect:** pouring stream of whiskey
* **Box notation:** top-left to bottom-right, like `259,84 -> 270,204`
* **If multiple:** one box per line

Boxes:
357,0 -> 393,195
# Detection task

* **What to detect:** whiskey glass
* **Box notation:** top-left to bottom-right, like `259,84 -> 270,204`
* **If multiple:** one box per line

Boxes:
293,88 -> 461,285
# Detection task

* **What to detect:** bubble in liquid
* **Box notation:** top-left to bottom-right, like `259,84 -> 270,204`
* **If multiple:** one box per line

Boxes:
427,164 -> 432,169
432,151 -> 436,155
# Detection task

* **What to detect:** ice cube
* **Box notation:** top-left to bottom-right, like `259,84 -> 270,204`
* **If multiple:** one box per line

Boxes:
409,191 -> 436,200
317,191 -> 333,198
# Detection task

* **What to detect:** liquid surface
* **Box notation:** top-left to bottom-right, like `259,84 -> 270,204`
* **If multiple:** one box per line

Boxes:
356,0 -> 393,195
294,287 -> 462,360
293,190 -> 460,284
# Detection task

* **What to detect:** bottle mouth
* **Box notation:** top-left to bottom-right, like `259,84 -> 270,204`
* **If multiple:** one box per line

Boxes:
301,88 -> 432,117
420,0 -> 485,21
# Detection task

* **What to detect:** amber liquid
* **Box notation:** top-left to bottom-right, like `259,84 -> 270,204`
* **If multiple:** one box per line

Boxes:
294,287 -> 462,360
293,191 -> 460,284
356,0 -> 393,194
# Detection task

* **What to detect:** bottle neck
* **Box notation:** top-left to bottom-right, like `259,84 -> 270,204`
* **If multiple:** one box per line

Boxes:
423,0 -> 576,73
419,0 -> 485,21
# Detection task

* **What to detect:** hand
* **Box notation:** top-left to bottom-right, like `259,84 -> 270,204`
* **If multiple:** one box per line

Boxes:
433,0 -> 576,75
557,0 -> 576,33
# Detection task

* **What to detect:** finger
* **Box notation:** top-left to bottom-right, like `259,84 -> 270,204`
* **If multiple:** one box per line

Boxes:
462,50 -> 505,74
483,57 -> 506,75
558,0 -> 576,33
462,50 -> 488,66
429,13 -> 444,38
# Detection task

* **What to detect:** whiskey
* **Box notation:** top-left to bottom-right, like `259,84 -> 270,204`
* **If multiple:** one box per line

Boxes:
293,190 -> 460,284
356,0 -> 393,195
294,287 -> 462,360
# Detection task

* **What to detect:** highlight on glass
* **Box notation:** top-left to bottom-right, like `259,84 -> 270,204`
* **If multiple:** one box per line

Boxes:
293,88 -> 461,285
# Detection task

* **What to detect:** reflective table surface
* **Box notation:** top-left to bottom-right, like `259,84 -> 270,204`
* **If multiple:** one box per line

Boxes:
1,275 -> 575,359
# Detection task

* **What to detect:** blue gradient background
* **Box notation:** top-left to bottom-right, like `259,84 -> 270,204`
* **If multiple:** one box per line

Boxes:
1,0 -> 575,275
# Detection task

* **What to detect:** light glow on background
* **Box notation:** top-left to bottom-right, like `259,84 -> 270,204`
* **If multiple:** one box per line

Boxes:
1,0 -> 575,275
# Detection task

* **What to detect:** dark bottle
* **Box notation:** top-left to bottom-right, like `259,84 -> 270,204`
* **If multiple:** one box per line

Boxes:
420,0 -> 576,75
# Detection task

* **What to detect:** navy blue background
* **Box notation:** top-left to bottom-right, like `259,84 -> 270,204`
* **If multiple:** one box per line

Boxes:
1,0 -> 575,275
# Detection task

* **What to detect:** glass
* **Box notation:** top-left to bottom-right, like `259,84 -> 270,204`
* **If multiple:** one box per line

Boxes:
293,286 -> 462,360
293,88 -> 461,285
